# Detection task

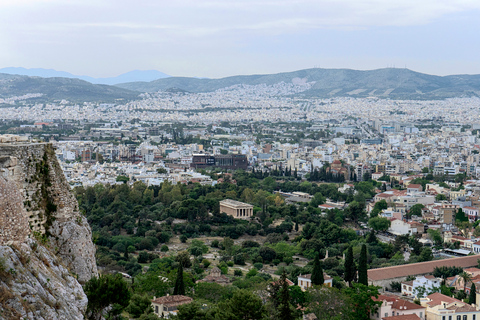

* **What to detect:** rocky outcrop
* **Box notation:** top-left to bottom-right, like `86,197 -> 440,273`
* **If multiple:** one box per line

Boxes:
0,140 -> 100,318
0,142 -> 97,282
0,239 -> 88,320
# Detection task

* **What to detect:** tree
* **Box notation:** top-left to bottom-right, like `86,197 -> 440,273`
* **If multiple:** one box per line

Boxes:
456,208 -> 469,224
344,246 -> 356,287
368,216 -> 391,232
277,270 -> 294,320
311,255 -> 324,286
173,264 -> 185,295
345,201 -> 366,224
427,229 -> 443,246
305,287 -> 349,320
126,294 -> 153,318
418,247 -> 433,262
217,289 -> 266,320
176,301 -> 208,320
358,244 -> 368,286
459,271 -> 472,292
469,283 -> 477,305
407,204 -> 425,219
116,175 -> 130,184
343,283 -> 382,320
366,230 -> 377,244
84,274 -> 131,320
435,194 -> 447,201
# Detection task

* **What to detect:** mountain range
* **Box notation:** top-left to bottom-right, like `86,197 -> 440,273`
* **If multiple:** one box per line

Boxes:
2,67 -> 480,102
0,67 -> 170,85
0,73 -> 139,103
116,68 -> 480,100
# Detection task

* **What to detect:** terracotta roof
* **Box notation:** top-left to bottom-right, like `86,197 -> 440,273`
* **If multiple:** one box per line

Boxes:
368,255 -> 480,281
391,299 -> 425,310
408,184 -> 422,189
382,314 -> 421,320
425,293 -> 460,307
152,295 -> 193,308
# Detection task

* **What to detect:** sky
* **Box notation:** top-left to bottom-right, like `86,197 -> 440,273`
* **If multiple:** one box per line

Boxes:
1,0 -> 480,78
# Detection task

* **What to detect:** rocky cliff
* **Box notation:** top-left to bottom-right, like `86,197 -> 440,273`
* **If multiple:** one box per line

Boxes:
0,139 -> 98,319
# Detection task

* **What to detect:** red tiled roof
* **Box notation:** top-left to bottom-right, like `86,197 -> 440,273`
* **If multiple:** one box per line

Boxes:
152,295 -> 193,308
391,299 -> 425,310
382,315 -> 421,320
425,293 -> 460,307
368,255 -> 480,281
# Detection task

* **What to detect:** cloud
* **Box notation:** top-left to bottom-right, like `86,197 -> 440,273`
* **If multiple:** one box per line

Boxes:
1,0 -> 479,77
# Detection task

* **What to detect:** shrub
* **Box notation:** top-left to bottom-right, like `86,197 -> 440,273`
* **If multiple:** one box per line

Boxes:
253,262 -> 263,270
160,245 -> 169,252
234,269 -> 243,277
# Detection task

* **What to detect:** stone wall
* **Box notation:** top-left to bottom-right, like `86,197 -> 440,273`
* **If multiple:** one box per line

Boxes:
0,142 -> 97,282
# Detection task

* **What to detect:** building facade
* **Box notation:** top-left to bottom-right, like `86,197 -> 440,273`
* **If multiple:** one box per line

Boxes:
219,199 -> 254,219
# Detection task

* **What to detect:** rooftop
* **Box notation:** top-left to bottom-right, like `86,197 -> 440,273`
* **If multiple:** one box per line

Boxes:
219,199 -> 253,208
368,255 -> 480,281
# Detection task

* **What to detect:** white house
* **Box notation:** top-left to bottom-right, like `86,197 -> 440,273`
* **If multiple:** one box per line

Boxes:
298,273 -> 332,291
463,206 -> 479,222
389,219 -> 417,236
401,275 -> 442,298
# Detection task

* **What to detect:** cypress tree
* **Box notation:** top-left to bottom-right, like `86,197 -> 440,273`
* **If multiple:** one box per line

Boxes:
358,244 -> 368,285
295,222 -> 299,232
124,244 -> 129,260
173,264 -> 185,295
469,283 -> 476,305
311,255 -> 324,286
277,270 -> 293,320
344,246 -> 356,287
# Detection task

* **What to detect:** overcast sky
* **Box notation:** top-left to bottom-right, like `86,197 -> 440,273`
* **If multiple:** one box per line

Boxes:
1,0 -> 480,78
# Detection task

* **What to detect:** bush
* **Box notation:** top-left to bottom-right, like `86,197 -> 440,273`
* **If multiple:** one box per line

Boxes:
234,269 -> 243,277
211,240 -> 220,248
253,262 -> 263,270
234,254 -> 245,265
202,259 -> 211,268
227,261 -> 234,267
180,235 -> 188,243
160,245 -> 169,252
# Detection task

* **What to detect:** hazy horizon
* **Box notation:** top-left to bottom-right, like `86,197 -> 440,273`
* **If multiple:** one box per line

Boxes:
2,0 -> 480,78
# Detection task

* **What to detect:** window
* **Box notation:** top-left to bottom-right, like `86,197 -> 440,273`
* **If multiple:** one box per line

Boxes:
457,316 -> 461,320
385,313 -> 388,317
463,316 -> 467,320
473,315 -> 476,320
155,306 -> 158,314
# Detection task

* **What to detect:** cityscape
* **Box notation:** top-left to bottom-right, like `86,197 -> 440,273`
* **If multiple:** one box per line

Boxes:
2,1 -> 480,320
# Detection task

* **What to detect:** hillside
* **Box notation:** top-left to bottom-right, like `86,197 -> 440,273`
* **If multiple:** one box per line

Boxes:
116,68 -> 480,99
0,67 -> 171,85
0,73 -> 140,102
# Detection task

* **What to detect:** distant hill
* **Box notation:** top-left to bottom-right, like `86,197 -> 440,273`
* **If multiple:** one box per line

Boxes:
0,73 -> 140,102
0,67 -> 171,85
116,68 -> 480,100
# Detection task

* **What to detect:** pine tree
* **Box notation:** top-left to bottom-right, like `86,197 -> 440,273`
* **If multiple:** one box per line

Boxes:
173,264 -> 185,295
311,255 -> 324,286
469,283 -> 476,305
295,222 -> 299,232
277,270 -> 293,320
358,244 -> 368,285
344,246 -> 356,287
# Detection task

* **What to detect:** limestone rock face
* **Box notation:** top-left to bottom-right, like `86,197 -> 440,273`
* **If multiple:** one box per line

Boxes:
0,176 -> 29,244
0,240 -> 88,320
0,142 -> 97,282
